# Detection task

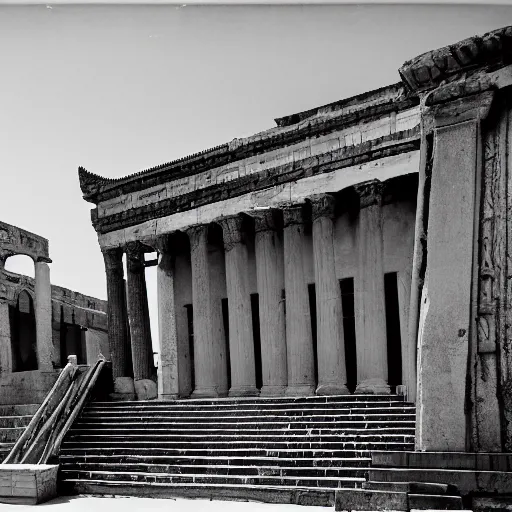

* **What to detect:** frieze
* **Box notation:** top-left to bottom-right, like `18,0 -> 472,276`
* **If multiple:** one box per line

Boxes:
93,129 -> 420,235
0,220 -> 50,263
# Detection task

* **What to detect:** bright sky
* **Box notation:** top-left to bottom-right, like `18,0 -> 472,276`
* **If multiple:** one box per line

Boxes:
1,4 -> 511,350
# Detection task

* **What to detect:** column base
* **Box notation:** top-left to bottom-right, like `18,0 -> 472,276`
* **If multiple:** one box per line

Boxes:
191,387 -> 221,399
229,386 -> 260,397
259,385 -> 287,397
158,393 -> 179,401
316,383 -> 351,396
285,384 -> 315,397
355,378 -> 391,395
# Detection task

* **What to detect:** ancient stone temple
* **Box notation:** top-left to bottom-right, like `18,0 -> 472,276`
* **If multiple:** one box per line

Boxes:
0,221 -> 108,404
79,24 -> 512,461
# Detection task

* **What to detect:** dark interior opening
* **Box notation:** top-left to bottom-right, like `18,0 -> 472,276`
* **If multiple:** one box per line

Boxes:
384,272 -> 403,391
340,277 -> 357,393
9,290 -> 38,372
307,283 -> 319,386
59,309 -> 86,365
221,297 -> 231,390
184,304 -> 195,391
250,293 -> 262,390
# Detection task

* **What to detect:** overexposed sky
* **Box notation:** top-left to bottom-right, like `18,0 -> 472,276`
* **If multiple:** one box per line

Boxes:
1,4 -> 511,348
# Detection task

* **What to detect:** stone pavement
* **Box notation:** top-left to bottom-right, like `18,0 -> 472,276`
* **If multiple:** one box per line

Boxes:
0,495 -> 472,512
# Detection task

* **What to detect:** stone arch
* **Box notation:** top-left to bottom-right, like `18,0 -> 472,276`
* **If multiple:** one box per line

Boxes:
9,289 -> 38,371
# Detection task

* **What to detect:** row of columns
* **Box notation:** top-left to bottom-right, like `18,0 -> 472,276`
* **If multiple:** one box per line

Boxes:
102,186 -> 393,398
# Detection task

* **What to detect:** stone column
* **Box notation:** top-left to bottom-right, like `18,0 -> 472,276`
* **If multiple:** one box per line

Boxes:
354,182 -> 390,395
188,225 -> 228,398
125,241 -> 155,399
102,248 -> 131,382
85,328 -> 102,365
219,216 -> 258,397
415,92 -> 494,451
310,194 -> 350,395
34,258 -> 53,371
282,204 -> 315,396
0,299 -> 12,375
248,209 -> 287,396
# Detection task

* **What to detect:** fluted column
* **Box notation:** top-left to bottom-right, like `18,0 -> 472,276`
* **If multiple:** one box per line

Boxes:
248,209 -> 287,396
125,242 -> 154,384
219,216 -> 258,397
188,225 -> 228,398
355,181 -> 390,394
311,194 -> 350,395
102,248 -> 131,380
35,258 -> 53,371
283,204 -> 315,396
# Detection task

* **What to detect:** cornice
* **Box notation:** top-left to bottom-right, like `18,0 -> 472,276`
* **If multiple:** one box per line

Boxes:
78,90 -> 418,204
399,25 -> 512,94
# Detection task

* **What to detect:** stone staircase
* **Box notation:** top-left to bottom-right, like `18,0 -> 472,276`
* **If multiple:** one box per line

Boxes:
58,395 -> 415,505
0,404 -> 40,462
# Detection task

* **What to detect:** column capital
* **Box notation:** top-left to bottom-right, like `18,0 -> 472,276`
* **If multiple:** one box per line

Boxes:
152,234 -> 171,254
245,209 -> 279,233
125,241 -> 145,273
282,203 -> 306,228
309,194 -> 336,221
354,181 -> 383,209
218,216 -> 244,251
102,247 -> 124,272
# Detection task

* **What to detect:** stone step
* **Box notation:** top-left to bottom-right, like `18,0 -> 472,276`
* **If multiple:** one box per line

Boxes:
65,434 -> 415,444
408,493 -> 463,510
372,450 -> 512,472
60,469 -> 365,488
369,467 -> 512,495
61,440 -> 415,451
60,446 -> 414,458
69,427 -> 415,436
363,480 -> 459,495
0,442 -> 14,462
0,415 -> 32,428
59,454 -> 372,468
76,413 -> 416,423
82,406 -> 416,417
0,427 -> 26,443
90,395 -> 407,407
0,404 -> 39,416
61,479 -> 338,506
334,488 -> 408,511
59,462 -> 369,478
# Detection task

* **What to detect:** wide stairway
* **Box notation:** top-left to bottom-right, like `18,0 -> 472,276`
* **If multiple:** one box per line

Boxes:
0,404 -> 39,462
59,395 -> 415,505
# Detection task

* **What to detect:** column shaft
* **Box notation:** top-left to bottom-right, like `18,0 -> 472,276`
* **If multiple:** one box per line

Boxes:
220,216 -> 258,397
34,260 -> 53,371
251,211 -> 287,396
126,242 -> 154,382
283,205 -> 315,396
355,182 -> 390,394
0,301 -> 12,375
188,225 -> 228,398
102,248 -> 130,380
311,195 -> 350,395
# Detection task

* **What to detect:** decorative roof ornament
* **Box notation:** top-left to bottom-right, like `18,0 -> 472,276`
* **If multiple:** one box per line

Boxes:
78,166 -> 111,201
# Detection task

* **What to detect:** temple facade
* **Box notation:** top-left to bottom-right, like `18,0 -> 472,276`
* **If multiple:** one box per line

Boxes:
80,25 -> 512,453
0,221 -> 108,404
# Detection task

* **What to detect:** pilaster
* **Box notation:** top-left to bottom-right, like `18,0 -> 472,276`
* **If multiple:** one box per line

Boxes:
219,215 -> 258,397
354,181 -> 390,395
247,209 -> 287,396
282,204 -> 315,396
310,194 -> 350,395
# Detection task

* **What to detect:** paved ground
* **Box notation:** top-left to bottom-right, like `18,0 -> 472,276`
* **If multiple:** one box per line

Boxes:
1,495 -> 472,512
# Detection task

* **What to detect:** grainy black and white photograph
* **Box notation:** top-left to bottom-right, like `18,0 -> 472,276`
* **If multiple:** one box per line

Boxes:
0,1 -> 512,511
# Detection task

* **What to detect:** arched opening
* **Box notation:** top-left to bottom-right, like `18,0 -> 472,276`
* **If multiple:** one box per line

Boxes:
4,254 -> 35,278
9,290 -> 38,371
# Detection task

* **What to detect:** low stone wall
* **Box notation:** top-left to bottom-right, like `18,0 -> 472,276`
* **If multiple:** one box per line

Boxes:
0,464 -> 58,504
0,370 -> 59,405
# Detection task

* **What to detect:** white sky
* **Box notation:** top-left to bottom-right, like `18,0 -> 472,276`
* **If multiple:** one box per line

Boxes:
1,4 -> 511,351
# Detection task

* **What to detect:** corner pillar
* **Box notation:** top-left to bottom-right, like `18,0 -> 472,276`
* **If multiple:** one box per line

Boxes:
35,259 -> 53,371
219,216 -> 258,397
248,209 -> 287,396
354,181 -> 390,395
282,204 -> 315,396
310,194 -> 350,395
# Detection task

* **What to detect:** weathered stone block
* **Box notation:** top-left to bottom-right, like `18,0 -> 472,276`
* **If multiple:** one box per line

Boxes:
335,488 -> 408,511
113,376 -> 135,394
134,378 -> 157,401
0,464 -> 58,504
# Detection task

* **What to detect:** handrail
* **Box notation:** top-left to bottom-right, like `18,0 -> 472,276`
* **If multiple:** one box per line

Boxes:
2,356 -> 106,465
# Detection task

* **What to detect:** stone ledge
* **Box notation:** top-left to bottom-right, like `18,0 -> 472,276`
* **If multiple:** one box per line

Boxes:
0,464 -> 58,504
